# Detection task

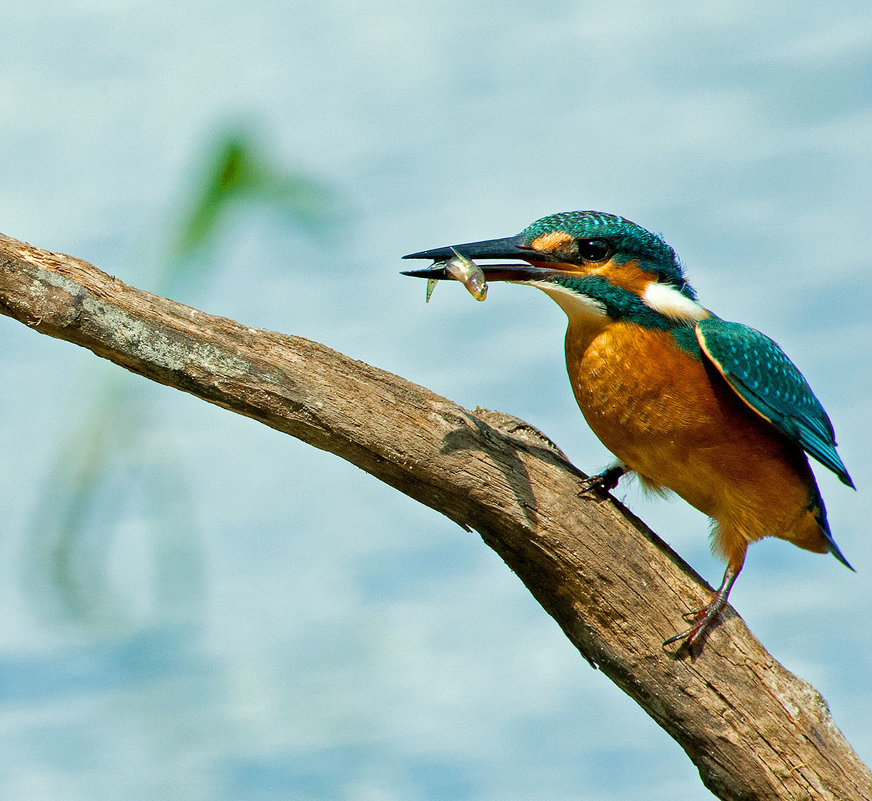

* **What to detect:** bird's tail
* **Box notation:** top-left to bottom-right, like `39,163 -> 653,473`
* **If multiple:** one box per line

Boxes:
810,483 -> 854,571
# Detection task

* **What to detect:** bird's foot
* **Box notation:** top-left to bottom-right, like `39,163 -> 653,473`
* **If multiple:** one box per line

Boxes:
663,565 -> 741,651
577,464 -> 626,494
662,597 -> 727,649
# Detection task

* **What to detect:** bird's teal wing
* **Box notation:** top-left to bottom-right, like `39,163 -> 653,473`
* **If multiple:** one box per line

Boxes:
695,317 -> 854,488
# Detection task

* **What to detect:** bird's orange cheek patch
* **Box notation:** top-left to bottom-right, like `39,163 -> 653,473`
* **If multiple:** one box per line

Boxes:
590,260 -> 652,294
531,231 -> 575,254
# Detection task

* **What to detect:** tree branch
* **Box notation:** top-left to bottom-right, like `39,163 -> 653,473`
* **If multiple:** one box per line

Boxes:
1,233 -> 869,801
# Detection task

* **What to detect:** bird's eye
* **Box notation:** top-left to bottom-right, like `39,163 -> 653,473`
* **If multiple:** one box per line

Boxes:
576,239 -> 612,262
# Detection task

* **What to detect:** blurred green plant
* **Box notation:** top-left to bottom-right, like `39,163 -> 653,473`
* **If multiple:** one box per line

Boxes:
27,128 -> 334,627
176,132 -> 331,262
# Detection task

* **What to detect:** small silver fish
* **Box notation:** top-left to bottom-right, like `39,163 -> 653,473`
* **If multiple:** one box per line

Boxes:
446,248 -> 488,301
425,248 -> 488,303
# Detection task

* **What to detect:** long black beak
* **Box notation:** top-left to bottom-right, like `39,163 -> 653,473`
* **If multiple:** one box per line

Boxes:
401,234 -> 553,282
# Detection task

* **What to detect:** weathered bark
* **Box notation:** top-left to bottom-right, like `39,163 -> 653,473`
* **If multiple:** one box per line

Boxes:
1,232 -> 868,801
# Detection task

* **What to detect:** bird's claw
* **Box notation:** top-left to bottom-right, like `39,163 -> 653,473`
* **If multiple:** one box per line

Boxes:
577,464 -> 626,494
680,606 -> 706,623
663,566 -> 740,652
662,614 -> 710,649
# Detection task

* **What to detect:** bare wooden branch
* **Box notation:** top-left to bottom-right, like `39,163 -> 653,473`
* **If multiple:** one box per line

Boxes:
1,233 -> 869,801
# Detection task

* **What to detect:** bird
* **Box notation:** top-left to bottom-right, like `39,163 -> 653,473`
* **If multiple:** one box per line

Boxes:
401,210 -> 854,649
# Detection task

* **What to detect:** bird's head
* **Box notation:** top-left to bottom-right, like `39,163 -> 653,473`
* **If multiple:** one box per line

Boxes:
403,210 -> 705,324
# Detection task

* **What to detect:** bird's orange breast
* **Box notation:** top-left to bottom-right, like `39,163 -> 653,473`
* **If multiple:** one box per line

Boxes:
565,321 -> 826,565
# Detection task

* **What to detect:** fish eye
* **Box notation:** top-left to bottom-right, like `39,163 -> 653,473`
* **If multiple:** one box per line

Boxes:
576,239 -> 612,262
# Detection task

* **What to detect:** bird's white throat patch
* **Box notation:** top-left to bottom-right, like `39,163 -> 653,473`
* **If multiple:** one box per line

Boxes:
528,281 -> 608,322
641,281 -> 709,321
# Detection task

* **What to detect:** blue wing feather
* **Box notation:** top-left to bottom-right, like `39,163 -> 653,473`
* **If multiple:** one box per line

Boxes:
696,318 -> 854,488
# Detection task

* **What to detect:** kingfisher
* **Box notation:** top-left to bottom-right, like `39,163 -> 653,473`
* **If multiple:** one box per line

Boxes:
402,210 -> 854,648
